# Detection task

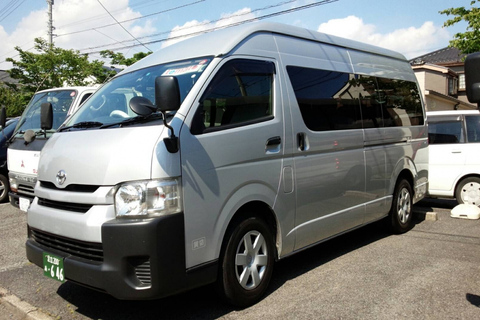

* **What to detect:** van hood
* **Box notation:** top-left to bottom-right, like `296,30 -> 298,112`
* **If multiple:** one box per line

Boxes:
37,125 -> 165,188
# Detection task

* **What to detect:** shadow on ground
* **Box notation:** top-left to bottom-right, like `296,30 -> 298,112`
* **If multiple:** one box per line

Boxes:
57,219 -> 394,319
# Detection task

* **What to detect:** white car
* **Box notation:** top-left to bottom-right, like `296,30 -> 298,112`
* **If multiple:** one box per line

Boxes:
427,110 -> 480,205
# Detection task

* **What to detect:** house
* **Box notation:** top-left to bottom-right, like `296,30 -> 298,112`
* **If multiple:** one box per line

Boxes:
0,70 -> 18,87
410,47 -> 476,111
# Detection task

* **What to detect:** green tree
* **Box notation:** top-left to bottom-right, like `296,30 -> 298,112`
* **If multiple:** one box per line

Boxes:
100,50 -> 152,67
1,37 -> 115,116
0,85 -> 27,117
441,0 -> 480,53
6,38 -> 110,94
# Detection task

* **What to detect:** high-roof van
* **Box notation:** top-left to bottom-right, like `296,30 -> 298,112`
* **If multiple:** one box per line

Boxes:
5,86 -> 97,210
25,22 -> 428,307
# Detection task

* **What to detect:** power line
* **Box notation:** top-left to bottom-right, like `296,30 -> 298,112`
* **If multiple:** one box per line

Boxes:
113,0 -> 302,45
0,0 -> 27,23
55,0 -> 205,38
76,0 -> 310,52
56,0 -> 171,29
81,0 -> 338,54
96,0 -> 152,52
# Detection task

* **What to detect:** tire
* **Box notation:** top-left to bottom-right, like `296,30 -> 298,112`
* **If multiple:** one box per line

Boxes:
0,174 -> 9,203
217,216 -> 275,308
389,179 -> 413,234
455,177 -> 480,206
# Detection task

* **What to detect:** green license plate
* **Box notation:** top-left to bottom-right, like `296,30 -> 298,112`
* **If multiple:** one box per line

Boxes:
43,252 -> 65,283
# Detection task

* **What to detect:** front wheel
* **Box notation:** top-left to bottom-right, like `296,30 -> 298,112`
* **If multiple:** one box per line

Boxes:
455,177 -> 480,206
0,174 -> 9,203
217,216 -> 275,308
389,179 -> 413,234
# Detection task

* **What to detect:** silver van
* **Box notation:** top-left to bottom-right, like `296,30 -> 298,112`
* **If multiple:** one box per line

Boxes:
26,22 -> 428,307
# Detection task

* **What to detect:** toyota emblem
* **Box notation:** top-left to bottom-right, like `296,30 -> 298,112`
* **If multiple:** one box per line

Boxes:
56,170 -> 67,185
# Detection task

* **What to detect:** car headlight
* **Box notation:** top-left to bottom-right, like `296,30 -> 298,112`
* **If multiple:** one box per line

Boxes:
114,178 -> 182,218
9,177 -> 18,192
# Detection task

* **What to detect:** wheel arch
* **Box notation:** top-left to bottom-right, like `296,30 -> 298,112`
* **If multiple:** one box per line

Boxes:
218,201 -> 279,263
454,173 -> 480,194
389,157 -> 416,198
454,174 -> 480,204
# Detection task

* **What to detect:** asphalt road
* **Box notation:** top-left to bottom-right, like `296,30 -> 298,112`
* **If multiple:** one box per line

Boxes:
0,198 -> 479,320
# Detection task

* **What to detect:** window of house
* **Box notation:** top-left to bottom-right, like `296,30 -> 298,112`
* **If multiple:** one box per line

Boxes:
194,59 -> 274,133
448,76 -> 458,96
459,73 -> 466,91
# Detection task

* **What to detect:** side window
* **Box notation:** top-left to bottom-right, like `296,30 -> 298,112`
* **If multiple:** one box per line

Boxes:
358,75 -> 383,128
79,93 -> 92,106
376,77 -> 424,126
286,66 -> 362,131
465,115 -> 480,142
428,121 -> 464,144
193,59 -> 274,134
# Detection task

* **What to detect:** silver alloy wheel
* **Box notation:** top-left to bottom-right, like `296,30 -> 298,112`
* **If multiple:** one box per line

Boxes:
235,230 -> 268,290
0,181 -> 5,199
459,181 -> 480,205
397,187 -> 411,224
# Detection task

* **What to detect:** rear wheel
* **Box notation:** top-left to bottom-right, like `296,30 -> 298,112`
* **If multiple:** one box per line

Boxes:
389,179 -> 413,234
455,177 -> 480,206
217,216 -> 275,307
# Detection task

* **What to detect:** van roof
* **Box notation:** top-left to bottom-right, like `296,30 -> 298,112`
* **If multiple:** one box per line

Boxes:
35,86 -> 98,94
125,22 -> 407,74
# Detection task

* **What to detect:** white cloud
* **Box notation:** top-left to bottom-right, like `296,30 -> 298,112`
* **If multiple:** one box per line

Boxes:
161,8 -> 257,48
317,15 -> 450,59
0,0 -> 154,69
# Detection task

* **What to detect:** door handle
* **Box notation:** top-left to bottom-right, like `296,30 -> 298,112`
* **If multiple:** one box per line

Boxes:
297,132 -> 306,151
266,136 -> 281,146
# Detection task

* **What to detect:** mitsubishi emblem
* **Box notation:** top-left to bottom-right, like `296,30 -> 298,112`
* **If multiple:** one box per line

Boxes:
56,170 -> 67,185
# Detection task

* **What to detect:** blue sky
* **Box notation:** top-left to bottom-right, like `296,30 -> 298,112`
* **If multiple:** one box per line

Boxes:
0,0 -> 471,69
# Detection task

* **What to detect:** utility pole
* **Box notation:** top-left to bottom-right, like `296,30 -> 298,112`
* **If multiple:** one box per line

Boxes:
46,0 -> 54,47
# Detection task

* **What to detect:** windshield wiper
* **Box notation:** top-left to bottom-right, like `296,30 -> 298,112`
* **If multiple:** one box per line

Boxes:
58,121 -> 104,132
100,113 -> 163,129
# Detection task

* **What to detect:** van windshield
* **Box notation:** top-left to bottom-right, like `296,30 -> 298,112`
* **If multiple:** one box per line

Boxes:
64,57 -> 212,130
14,89 -> 79,136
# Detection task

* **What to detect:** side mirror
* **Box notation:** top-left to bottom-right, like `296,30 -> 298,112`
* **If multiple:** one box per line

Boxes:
0,107 -> 6,130
465,52 -> 480,104
155,76 -> 180,112
41,102 -> 53,131
129,96 -> 156,116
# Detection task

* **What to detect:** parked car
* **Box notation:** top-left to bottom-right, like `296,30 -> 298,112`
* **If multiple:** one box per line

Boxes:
0,117 -> 19,202
25,22 -> 428,307
427,110 -> 480,205
5,86 -> 97,210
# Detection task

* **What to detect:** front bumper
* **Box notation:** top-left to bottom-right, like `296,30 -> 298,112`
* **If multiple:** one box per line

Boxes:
9,191 -> 34,208
26,213 -> 217,300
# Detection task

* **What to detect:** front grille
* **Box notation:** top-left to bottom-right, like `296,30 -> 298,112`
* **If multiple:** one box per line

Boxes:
37,197 -> 93,213
18,184 -> 35,196
40,181 -> 99,193
30,228 -> 103,262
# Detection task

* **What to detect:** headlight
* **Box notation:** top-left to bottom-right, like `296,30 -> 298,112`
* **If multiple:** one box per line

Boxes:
114,178 -> 182,218
9,177 -> 18,192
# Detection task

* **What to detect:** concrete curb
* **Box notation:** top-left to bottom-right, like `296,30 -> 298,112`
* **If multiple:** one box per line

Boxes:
413,208 -> 438,221
0,287 -> 54,320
